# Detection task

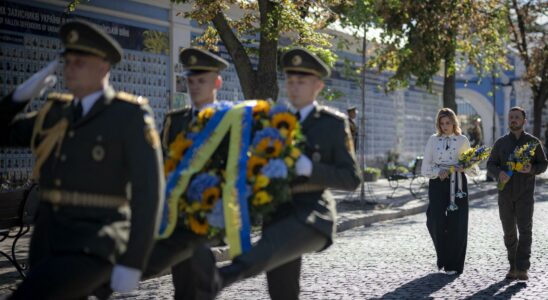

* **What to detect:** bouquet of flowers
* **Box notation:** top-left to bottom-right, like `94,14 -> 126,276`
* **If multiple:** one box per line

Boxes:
446,145 -> 492,211
449,145 -> 492,173
497,141 -> 538,191
163,102 -> 231,237
247,103 -> 304,222
161,100 -> 304,238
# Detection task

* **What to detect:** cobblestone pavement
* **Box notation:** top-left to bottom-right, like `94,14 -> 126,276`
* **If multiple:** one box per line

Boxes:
114,182 -> 548,299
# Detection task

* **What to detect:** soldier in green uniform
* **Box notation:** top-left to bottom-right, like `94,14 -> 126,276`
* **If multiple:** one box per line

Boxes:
347,106 -> 358,149
0,19 -> 164,299
140,48 -> 229,299
200,48 -> 362,299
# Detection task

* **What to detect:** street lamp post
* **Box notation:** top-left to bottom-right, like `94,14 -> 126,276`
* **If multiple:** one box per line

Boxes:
360,24 -> 367,201
492,71 -> 497,144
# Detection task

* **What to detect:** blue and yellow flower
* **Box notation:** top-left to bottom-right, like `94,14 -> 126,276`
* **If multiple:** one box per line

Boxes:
165,133 -> 193,176
201,186 -> 221,210
187,173 -> 221,203
247,156 -> 269,178
271,112 -> 298,139
253,128 -> 285,157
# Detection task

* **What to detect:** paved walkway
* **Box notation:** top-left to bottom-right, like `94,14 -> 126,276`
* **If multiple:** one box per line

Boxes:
0,170 -> 546,298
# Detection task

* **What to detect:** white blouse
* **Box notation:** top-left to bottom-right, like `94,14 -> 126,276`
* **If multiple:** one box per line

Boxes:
421,134 -> 478,179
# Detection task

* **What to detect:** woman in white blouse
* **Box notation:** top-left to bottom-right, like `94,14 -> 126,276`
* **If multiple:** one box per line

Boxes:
422,108 -> 477,275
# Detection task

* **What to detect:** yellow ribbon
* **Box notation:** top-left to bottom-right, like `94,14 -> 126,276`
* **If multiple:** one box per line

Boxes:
223,103 -> 246,258
159,103 -> 250,258
159,108 -> 233,239
30,101 -> 69,179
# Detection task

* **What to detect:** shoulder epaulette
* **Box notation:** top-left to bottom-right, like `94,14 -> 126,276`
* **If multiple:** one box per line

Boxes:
115,91 -> 148,105
46,92 -> 74,102
317,105 -> 346,120
166,106 -> 191,116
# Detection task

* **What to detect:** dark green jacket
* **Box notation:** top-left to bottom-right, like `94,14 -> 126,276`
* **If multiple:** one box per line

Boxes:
0,86 -> 164,270
487,131 -> 547,195
286,105 -> 362,248
161,107 -> 193,152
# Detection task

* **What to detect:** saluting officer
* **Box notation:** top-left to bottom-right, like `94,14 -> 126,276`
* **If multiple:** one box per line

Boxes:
206,48 -> 362,299
141,48 -> 229,299
0,19 -> 164,299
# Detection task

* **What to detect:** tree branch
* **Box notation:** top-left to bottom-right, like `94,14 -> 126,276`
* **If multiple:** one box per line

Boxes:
211,11 -> 256,99
512,0 -> 531,69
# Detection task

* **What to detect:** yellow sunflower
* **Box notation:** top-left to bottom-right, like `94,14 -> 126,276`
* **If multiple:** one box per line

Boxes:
169,133 -> 193,159
247,156 -> 268,178
253,100 -> 270,117
188,215 -> 209,235
272,112 -> 297,133
198,107 -> 215,122
201,186 -> 221,210
256,139 -> 283,157
252,191 -> 272,206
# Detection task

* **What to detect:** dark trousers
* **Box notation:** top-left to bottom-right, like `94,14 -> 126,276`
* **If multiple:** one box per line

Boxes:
93,227 -> 209,300
498,190 -> 535,271
267,257 -> 302,300
426,177 -> 469,273
11,205 -> 112,300
9,253 -> 112,300
144,228 -> 207,300
220,214 -> 327,300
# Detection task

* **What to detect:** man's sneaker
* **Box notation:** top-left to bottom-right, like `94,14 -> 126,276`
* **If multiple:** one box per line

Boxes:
445,270 -> 457,275
515,270 -> 528,281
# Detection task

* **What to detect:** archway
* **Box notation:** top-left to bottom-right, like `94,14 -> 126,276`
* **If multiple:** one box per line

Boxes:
456,88 -> 500,146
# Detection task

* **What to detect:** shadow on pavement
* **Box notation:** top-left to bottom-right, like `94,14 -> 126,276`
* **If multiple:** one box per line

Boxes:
464,280 -> 527,300
374,273 -> 457,299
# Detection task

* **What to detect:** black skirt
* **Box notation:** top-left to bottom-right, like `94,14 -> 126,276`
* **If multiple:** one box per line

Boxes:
426,175 -> 469,273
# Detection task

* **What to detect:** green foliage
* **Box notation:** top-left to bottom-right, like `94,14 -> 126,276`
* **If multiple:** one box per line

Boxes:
337,0 -> 510,93
169,0 -> 352,100
66,0 -> 89,13
143,30 -> 169,55
363,167 -> 381,176
320,87 -> 345,102
505,0 -> 547,136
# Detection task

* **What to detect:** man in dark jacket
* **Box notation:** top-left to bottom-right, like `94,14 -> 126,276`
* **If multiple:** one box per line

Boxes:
2,20 -> 164,299
487,106 -> 547,281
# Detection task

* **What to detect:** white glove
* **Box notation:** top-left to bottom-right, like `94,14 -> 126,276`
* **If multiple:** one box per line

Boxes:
110,264 -> 142,293
13,59 -> 58,102
295,155 -> 313,177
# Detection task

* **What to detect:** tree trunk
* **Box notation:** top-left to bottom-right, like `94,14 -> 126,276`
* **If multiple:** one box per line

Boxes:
255,0 -> 280,101
443,59 -> 457,113
212,12 -> 256,100
532,81 -> 548,137
531,52 -> 548,137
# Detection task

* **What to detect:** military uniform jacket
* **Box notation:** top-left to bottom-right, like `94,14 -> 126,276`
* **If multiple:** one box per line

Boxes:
0,86 -> 164,270
286,105 -> 362,249
487,132 -> 547,195
161,106 -> 193,151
